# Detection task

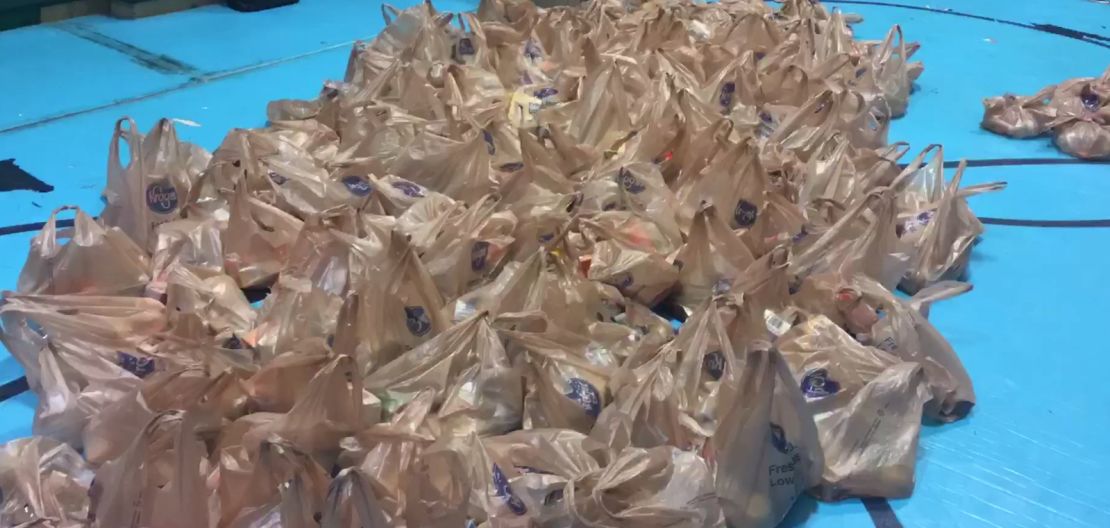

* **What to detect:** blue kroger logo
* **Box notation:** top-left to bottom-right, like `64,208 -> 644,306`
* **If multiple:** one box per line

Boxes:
534,87 -> 558,99
470,241 -> 490,271
483,130 -> 496,155
734,199 -> 758,227
703,350 -> 726,380
268,171 -> 288,185
1081,86 -> 1100,111
524,40 -> 543,61
769,423 -> 794,454
565,377 -> 601,418
801,368 -> 840,398
341,175 -> 372,197
456,37 -> 475,58
618,274 -> 634,289
118,352 -> 156,378
391,180 -> 425,198
404,306 -> 432,337
617,167 -> 645,194
145,182 -> 178,214
491,464 -> 527,515
223,335 -> 244,350
719,82 -> 736,108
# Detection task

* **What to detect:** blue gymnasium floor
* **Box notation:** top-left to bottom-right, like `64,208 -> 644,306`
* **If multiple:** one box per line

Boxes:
0,0 -> 1108,526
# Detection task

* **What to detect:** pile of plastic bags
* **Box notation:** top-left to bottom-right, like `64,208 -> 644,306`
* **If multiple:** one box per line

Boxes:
982,67 -> 1110,159
0,0 -> 1004,526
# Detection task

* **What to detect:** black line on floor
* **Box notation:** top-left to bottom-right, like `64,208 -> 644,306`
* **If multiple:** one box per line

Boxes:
0,376 -> 29,403
0,159 -> 53,193
897,158 -> 1110,169
817,0 -> 1110,49
0,218 -> 72,236
861,497 -> 904,528
0,39 -> 361,136
980,217 -> 1110,228
55,23 -> 203,77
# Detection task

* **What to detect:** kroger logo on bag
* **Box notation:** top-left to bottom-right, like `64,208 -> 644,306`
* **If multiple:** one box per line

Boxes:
801,368 -> 840,398
404,306 -> 432,337
565,377 -> 601,418
703,350 -> 726,380
392,180 -> 425,198
145,182 -> 178,214
491,464 -> 528,515
341,175 -> 372,197
617,167 -> 645,194
734,199 -> 758,227
769,423 -> 795,455
471,240 -> 490,271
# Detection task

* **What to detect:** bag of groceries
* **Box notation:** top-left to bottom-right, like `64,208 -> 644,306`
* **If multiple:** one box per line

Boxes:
102,117 -> 211,250
19,206 -> 151,296
0,436 -> 94,527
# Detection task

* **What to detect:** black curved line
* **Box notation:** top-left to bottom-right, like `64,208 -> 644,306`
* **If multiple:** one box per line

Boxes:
816,0 -> 1110,49
862,497 -> 903,528
897,158 -> 1110,170
980,217 -> 1110,228
0,218 -> 72,237
0,376 -> 29,403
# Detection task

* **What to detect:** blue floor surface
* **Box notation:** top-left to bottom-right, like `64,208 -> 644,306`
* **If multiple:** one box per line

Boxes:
0,0 -> 1107,526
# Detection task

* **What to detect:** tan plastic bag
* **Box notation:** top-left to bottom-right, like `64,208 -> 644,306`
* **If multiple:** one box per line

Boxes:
670,204 -> 756,308
18,207 -> 151,296
215,436 -> 330,528
146,217 -> 225,298
855,277 -> 977,421
341,389 -> 471,527
102,117 -> 211,250
981,85 -> 1057,138
506,328 -> 613,434
319,467 -> 391,528
90,411 -> 213,528
566,445 -> 722,527
0,436 -> 93,527
711,345 -> 823,528
221,185 -> 304,289
778,315 -> 931,499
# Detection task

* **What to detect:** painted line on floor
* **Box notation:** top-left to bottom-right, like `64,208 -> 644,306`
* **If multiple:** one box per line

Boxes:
861,497 -> 904,528
0,218 -> 71,236
980,217 -> 1110,228
0,38 -> 363,136
817,0 -> 1110,49
55,23 -> 204,77
0,377 -> 28,403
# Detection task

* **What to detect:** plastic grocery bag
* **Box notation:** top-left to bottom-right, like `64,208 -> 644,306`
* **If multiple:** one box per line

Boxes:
18,206 -> 151,296
91,411 -> 214,528
897,155 -> 1004,293
0,293 -> 166,446
365,312 -> 519,424
340,389 -> 471,527
246,276 -> 342,361
566,445 -> 722,527
319,467 -> 391,528
102,117 -> 211,250
671,204 -> 756,308
146,217 -> 225,298
711,345 -> 822,528
582,214 -> 680,306
854,277 -> 977,421
590,351 -> 698,452
506,328 -> 613,434
778,315 -> 931,499
221,185 -> 304,288
0,436 -> 93,527
234,355 -> 375,459
981,85 -> 1057,138
164,265 -> 256,342
1049,74 -> 1110,160
215,436 -> 331,528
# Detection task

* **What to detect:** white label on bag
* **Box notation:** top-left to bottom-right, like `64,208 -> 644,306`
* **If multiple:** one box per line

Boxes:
764,309 -> 792,337
454,299 -> 477,321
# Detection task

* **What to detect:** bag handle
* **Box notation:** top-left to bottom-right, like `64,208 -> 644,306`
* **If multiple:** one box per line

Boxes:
320,468 -> 390,528
889,144 -> 943,191
108,117 -> 142,174
790,189 -> 887,276
909,280 -> 972,316
956,181 -> 1007,199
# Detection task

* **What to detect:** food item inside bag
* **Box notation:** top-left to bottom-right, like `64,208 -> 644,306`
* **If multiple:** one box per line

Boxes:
0,0 -> 1003,524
